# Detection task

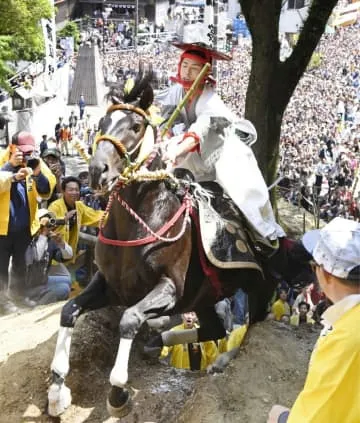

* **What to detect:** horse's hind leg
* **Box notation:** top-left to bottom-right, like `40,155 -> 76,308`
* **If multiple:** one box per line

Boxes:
107,276 -> 177,418
48,271 -> 110,417
247,273 -> 275,323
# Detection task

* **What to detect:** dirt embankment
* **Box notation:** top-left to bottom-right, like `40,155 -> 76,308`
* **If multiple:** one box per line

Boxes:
178,322 -> 318,423
0,303 -> 318,423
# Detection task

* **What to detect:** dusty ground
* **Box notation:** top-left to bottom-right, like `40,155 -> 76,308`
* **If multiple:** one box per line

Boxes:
0,201 -> 320,423
0,303 -> 318,423
178,322 -> 318,423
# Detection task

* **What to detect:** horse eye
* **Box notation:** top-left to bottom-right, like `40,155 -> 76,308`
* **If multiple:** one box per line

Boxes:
132,123 -> 141,133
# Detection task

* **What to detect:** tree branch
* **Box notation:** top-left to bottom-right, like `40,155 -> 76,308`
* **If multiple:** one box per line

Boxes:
240,0 -> 283,45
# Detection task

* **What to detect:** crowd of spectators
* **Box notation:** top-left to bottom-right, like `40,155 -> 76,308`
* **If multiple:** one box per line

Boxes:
101,22 -> 360,223
267,281 -> 328,327
103,47 -> 176,88
81,16 -> 136,54
279,26 -> 360,222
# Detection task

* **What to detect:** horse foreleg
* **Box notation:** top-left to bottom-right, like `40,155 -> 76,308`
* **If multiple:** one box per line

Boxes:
48,326 -> 72,417
107,276 -> 177,418
48,271 -> 110,417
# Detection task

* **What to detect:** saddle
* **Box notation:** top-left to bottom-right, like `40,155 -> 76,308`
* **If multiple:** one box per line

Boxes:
194,182 -> 277,273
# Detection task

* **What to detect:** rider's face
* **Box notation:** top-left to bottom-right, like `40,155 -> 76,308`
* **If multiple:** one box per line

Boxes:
180,58 -> 203,83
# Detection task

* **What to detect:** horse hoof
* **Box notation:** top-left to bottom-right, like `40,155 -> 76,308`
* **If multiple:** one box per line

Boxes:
48,382 -> 72,417
107,386 -> 132,418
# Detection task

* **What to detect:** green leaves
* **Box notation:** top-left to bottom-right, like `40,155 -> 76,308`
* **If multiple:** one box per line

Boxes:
0,0 -> 53,88
57,21 -> 81,50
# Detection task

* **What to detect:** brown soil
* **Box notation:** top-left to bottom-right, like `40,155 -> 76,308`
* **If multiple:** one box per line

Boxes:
0,304 -> 319,423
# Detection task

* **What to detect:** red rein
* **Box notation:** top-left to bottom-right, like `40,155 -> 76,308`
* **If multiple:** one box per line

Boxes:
98,191 -> 191,247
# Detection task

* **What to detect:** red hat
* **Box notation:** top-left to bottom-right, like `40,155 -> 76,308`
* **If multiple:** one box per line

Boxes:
15,131 -> 36,153
171,42 -> 231,89
172,41 -> 232,62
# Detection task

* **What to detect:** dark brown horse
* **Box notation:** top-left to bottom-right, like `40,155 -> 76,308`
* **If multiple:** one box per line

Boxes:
48,71 -> 292,418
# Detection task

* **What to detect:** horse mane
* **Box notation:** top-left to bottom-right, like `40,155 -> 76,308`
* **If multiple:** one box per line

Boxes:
106,62 -> 154,110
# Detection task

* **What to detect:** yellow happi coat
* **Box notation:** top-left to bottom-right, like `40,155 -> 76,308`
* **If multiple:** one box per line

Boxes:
0,148 -> 56,236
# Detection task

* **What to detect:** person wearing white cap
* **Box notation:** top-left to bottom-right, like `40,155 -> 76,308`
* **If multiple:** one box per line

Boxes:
23,209 -> 73,306
268,217 -> 360,423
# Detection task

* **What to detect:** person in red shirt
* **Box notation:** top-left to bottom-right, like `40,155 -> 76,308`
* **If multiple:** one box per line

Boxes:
59,124 -> 72,156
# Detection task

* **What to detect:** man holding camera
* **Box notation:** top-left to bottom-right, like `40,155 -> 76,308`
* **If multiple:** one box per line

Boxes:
49,176 -> 103,265
24,209 -> 73,306
0,131 -> 56,313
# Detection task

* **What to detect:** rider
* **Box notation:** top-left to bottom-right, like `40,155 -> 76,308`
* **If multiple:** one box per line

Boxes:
156,42 -> 285,242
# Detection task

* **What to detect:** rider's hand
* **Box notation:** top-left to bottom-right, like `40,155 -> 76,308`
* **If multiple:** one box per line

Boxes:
9,150 -> 24,168
14,167 -> 31,181
162,135 -> 183,168
162,147 -> 178,168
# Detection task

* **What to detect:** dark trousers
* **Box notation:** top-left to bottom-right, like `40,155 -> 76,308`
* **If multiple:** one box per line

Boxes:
0,231 -> 32,294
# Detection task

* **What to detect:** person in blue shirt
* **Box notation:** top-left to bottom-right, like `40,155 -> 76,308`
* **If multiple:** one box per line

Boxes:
39,134 -> 48,156
79,95 -> 86,120
0,131 -> 56,313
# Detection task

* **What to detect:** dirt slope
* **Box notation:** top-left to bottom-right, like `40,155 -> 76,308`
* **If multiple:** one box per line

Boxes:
0,304 -> 318,423
178,322 -> 318,423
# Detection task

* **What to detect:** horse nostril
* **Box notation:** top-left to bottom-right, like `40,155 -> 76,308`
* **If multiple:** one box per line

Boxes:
103,164 -> 109,173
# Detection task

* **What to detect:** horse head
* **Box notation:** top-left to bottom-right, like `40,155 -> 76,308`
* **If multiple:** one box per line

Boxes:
89,64 -> 155,193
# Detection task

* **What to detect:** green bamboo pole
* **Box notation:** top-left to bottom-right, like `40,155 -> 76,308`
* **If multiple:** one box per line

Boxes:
161,62 -> 211,137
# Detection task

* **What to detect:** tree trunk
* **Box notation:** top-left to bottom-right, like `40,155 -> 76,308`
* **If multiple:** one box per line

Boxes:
239,0 -> 338,185
240,0 -> 283,185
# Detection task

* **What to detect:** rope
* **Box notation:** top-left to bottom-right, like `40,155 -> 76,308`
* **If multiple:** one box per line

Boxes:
99,188 -> 192,246
95,134 -> 128,157
73,139 -> 91,164
128,169 -> 178,184
107,103 -> 150,122
116,192 -> 191,243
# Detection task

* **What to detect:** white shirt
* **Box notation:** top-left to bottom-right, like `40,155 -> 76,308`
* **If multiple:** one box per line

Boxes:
60,243 -> 73,260
156,83 -> 285,239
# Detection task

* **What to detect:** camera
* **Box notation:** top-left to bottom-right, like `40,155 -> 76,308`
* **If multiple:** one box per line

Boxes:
44,218 -> 66,228
23,153 -> 40,170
